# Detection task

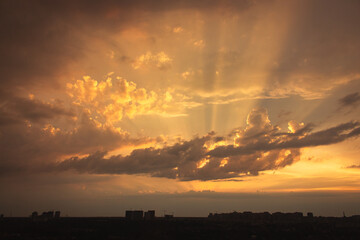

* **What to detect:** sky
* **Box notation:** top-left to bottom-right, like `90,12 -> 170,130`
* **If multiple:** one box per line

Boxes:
1,0 -> 360,217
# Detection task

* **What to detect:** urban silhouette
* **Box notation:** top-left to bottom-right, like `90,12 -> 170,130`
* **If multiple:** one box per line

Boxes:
1,210 -> 360,239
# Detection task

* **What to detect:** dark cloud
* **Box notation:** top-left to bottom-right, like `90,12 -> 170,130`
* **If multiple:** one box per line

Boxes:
209,122 -> 360,158
339,92 -> 360,108
0,94 -> 74,125
0,1 -> 83,91
0,111 -> 151,175
55,135 -> 211,179
347,165 -> 360,169
51,109 -> 360,181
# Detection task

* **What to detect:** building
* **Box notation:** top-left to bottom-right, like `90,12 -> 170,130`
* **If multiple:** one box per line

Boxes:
125,210 -> 144,220
30,210 -> 60,222
208,211 -> 304,223
164,214 -> 174,220
144,210 -> 155,220
55,211 -> 61,218
31,211 -> 38,219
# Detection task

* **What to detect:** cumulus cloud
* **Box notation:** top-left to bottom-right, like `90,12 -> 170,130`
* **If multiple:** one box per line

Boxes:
52,108 -> 360,181
66,75 -> 201,125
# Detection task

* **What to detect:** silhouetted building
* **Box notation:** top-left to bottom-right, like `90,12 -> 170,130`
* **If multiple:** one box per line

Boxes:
31,211 -> 38,219
209,211 -> 304,223
144,210 -> 155,220
55,211 -> 61,218
38,211 -> 54,221
307,212 -> 313,218
164,214 -> 174,220
125,210 -> 132,219
272,212 -> 303,223
47,211 -> 54,218
125,210 -> 144,220
30,210 -> 60,222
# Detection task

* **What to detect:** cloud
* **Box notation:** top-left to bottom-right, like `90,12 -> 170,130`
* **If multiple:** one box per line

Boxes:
132,51 -> 172,70
347,165 -> 360,169
52,108 -> 360,181
2,0 -> 359,100
0,74 -> 202,176
0,0 -> 253,93
211,124 -> 359,161
339,92 -> 360,108
66,75 -> 201,125
0,107 -> 152,176
1,0 -> 360,182
173,27 -> 184,33
0,93 -> 74,126
193,40 -> 205,48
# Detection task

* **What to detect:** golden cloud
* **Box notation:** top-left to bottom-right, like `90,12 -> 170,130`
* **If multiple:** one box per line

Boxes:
66,75 -> 201,126
132,51 -> 172,70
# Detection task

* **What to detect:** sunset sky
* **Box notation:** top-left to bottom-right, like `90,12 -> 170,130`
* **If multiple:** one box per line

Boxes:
1,0 -> 360,217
